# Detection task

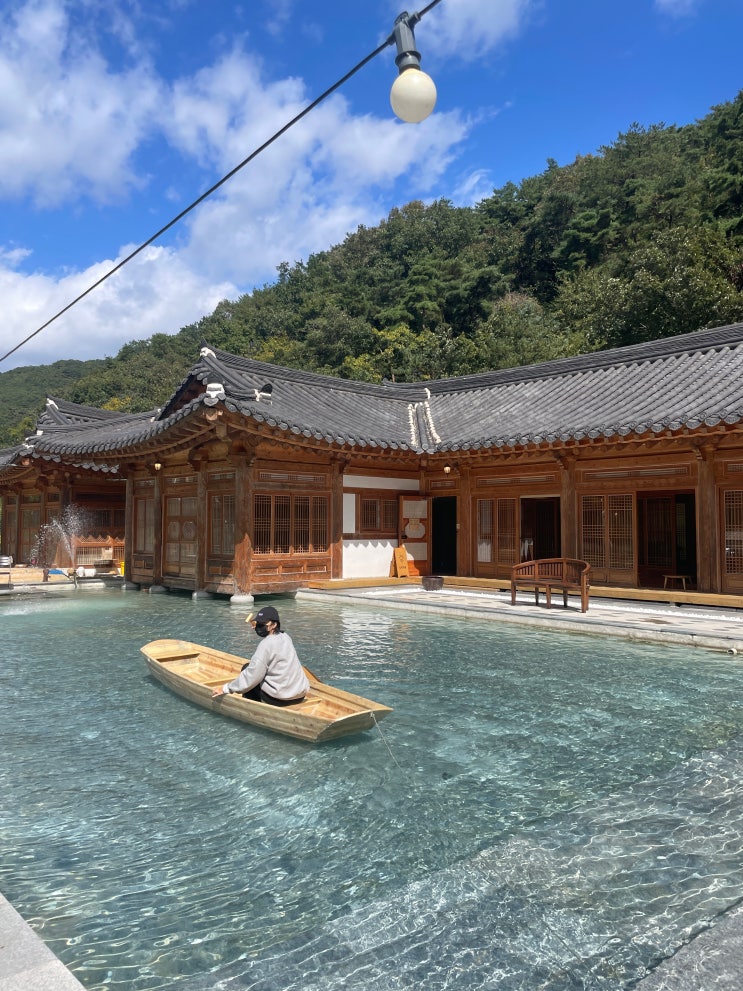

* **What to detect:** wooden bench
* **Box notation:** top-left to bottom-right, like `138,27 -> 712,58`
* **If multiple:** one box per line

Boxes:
511,558 -> 591,613
0,555 -> 12,589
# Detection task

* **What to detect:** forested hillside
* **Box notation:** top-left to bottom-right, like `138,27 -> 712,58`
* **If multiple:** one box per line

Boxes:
2,90 -> 743,446
0,358 -> 104,447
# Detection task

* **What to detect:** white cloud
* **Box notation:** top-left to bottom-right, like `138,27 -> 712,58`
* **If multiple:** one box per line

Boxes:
164,50 -> 306,171
450,169 -> 494,206
654,0 -> 700,15
264,0 -> 295,38
178,97 -> 470,285
0,1 -> 163,207
0,245 -> 236,367
414,0 -> 535,61
158,44 -> 471,285
0,245 -> 32,268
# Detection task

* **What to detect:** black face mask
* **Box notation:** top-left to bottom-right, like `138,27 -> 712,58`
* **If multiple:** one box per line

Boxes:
254,622 -> 270,638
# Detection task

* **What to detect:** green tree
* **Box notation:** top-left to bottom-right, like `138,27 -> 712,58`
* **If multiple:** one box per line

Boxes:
472,294 -> 578,371
555,226 -> 743,348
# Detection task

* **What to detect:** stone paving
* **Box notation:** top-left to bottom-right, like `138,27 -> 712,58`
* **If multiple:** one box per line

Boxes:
298,582 -> 743,653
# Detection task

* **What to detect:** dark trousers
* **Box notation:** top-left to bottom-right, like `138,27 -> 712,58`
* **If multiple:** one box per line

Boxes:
242,685 -> 304,706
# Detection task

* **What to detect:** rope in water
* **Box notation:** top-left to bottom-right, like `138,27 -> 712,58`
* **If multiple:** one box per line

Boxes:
371,711 -> 405,771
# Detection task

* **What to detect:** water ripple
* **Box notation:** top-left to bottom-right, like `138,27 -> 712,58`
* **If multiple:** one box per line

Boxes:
180,741 -> 743,991
3,593 -> 743,990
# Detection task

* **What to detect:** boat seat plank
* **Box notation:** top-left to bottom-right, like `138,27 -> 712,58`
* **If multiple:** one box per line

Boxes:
151,652 -> 201,663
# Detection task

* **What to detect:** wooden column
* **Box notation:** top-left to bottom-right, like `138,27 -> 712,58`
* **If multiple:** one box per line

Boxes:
458,465 -> 472,576
124,476 -> 134,579
330,458 -> 346,579
153,470 -> 164,586
695,445 -> 719,593
39,484 -> 48,526
232,454 -> 255,594
6,490 -> 20,561
559,455 -> 578,558
36,481 -> 50,574
56,476 -> 71,515
0,493 -> 7,556
195,468 -> 208,591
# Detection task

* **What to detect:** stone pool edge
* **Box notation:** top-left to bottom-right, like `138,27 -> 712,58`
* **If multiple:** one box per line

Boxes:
296,585 -> 743,653
0,892 -> 86,991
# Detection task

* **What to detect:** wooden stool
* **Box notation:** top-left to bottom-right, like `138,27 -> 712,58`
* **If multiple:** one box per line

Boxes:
663,574 -> 691,591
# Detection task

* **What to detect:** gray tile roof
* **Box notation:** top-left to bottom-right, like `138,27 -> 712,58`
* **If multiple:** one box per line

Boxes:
2,322 -> 743,468
0,444 -> 29,470
423,324 -> 743,451
38,397 -> 132,427
191,346 -> 423,451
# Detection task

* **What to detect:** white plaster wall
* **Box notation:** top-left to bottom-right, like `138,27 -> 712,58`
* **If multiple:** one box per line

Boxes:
343,540 -> 397,578
343,492 -> 356,533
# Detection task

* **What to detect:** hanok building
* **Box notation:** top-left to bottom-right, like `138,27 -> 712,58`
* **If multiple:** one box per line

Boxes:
3,321 -> 743,598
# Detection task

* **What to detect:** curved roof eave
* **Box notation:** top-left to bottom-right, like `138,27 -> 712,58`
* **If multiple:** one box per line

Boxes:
13,322 -> 743,464
29,393 -> 420,461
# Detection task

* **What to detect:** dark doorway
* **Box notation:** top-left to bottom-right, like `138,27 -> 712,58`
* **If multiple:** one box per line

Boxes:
431,496 -> 457,574
637,491 -> 696,588
520,497 -> 561,561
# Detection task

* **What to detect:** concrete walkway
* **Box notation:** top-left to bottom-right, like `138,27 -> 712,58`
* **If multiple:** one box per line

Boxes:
3,582 -> 743,990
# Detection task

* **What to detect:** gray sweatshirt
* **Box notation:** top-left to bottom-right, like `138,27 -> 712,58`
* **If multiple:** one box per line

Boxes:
223,631 -> 309,700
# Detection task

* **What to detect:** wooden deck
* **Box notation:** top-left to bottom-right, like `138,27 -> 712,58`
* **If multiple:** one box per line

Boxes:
0,565 -> 121,588
3,566 -> 73,585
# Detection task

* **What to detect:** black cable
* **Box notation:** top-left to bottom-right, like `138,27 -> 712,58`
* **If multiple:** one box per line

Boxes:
417,0 -> 445,17
0,2 -> 445,367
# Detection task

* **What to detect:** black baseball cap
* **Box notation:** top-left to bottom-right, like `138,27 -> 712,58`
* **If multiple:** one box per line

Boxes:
254,606 -> 280,625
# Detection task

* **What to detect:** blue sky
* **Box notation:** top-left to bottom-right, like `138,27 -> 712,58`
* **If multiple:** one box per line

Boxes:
0,0 -> 741,370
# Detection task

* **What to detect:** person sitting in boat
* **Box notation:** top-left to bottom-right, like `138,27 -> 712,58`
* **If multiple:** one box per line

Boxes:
211,606 -> 309,706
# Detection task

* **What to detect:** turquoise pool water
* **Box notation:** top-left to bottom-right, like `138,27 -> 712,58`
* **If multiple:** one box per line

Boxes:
2,590 -> 743,990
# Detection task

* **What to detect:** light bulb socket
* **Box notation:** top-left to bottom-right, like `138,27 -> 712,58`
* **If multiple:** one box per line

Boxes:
393,11 -> 423,73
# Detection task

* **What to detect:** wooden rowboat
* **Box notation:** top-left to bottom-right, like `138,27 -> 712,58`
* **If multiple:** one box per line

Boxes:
140,638 -> 392,743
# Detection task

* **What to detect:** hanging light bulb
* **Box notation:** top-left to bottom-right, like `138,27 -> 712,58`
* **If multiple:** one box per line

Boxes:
389,11 -> 437,123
